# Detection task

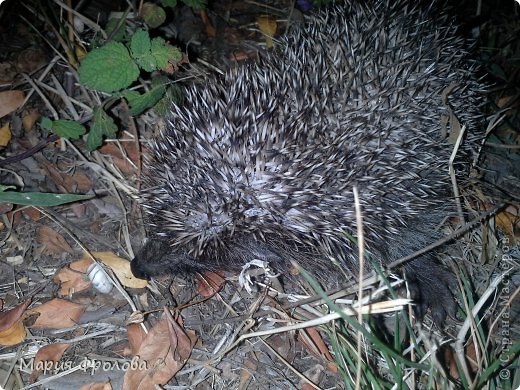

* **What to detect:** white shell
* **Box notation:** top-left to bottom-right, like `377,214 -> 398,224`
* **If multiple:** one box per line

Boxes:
87,263 -> 113,294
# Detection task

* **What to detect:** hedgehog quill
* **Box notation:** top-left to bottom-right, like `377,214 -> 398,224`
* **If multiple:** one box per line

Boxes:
131,0 -> 484,324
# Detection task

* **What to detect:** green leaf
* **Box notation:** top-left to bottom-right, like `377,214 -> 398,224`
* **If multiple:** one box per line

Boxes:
79,42 -> 140,93
161,0 -> 177,8
46,119 -> 86,139
154,84 -> 184,116
131,29 -> 157,72
150,37 -> 183,70
141,3 -> 167,28
40,117 -> 53,130
124,84 -> 166,116
86,107 -> 118,151
0,191 -> 93,207
105,18 -> 127,42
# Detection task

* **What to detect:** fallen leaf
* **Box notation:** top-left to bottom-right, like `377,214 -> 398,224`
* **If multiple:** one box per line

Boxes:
21,207 -> 42,221
257,15 -> 277,48
0,202 -> 13,215
127,323 -> 147,355
496,206 -> 519,238
0,90 -> 25,118
29,298 -> 85,329
22,110 -> 41,131
0,299 -> 31,346
29,343 -> 70,383
197,272 -> 225,298
36,226 -> 73,256
0,319 -> 27,346
94,252 -> 148,289
239,358 -> 257,388
79,382 -> 112,390
298,326 -> 334,362
0,122 -> 12,146
98,142 -> 139,175
42,161 -> 93,194
199,9 -> 216,38
54,259 -> 94,296
122,310 -> 196,388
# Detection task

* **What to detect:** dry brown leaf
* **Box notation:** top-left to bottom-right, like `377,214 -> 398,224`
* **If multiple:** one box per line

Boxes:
36,226 -> 73,256
98,143 -> 139,175
79,382 -> 112,390
29,343 -> 70,383
0,319 -> 27,346
21,207 -> 42,221
22,110 -> 41,131
0,122 -> 12,146
127,323 -> 147,355
0,299 -> 31,346
0,90 -> 25,118
239,358 -> 257,388
298,326 -> 334,362
163,308 -> 196,362
199,9 -> 216,38
0,202 -> 13,215
94,251 -> 148,289
41,162 -> 93,194
257,15 -> 277,48
122,310 -> 196,388
54,259 -> 94,296
196,272 -> 225,298
29,298 -> 85,329
496,206 -> 519,238
441,342 -> 480,379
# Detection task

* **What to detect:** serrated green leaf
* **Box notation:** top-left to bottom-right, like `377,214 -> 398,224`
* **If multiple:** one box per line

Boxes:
49,120 -> 86,139
86,129 -> 103,151
135,53 -> 157,72
124,85 -> 166,116
130,29 -> 151,58
86,107 -> 119,151
150,37 -> 183,70
141,3 -> 166,28
0,191 -> 93,207
79,42 -> 140,93
131,30 -> 157,72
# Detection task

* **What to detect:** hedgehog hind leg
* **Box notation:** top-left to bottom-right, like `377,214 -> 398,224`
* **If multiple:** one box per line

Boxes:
404,257 -> 457,325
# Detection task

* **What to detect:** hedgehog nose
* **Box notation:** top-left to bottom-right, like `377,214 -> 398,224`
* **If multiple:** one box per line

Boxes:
130,257 -> 151,280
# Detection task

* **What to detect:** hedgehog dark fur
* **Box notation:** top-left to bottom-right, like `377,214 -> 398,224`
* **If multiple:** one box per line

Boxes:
131,0 -> 484,324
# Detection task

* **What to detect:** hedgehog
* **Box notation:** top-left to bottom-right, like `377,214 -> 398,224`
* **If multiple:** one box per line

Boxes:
131,0 -> 484,324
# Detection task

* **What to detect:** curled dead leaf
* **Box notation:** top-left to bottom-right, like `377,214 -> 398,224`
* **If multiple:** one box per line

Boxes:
122,310 -> 196,387
0,299 -> 31,346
